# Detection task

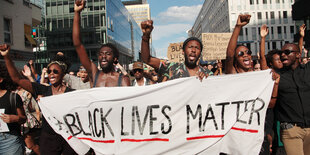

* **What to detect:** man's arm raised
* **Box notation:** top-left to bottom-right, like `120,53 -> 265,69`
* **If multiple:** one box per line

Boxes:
73,0 -> 96,81
141,20 -> 161,70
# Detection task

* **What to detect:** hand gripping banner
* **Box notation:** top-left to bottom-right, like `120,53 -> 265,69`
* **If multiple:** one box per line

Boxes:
39,70 -> 274,155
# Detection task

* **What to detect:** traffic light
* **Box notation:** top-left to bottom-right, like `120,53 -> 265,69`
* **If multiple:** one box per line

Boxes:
32,29 -> 36,38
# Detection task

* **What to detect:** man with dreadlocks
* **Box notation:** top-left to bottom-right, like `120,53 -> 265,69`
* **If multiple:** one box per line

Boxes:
140,20 -> 208,81
1,44 -> 78,154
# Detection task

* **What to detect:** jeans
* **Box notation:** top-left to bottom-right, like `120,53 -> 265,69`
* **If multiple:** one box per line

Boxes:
0,133 -> 24,155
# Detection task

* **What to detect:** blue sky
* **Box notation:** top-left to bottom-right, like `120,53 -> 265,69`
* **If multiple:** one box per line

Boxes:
147,0 -> 204,58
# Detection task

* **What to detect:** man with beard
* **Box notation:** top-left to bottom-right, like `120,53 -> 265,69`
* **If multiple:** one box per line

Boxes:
131,62 -> 152,86
141,20 -> 207,81
275,43 -> 310,155
73,0 -> 130,87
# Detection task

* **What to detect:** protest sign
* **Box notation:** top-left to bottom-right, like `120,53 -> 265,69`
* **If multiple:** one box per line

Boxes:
202,33 -> 232,61
40,70 -> 273,155
167,42 -> 184,63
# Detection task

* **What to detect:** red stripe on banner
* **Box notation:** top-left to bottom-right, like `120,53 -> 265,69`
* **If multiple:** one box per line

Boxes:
186,135 -> 225,141
231,127 -> 258,133
121,138 -> 169,142
77,137 -> 115,143
68,136 -> 73,140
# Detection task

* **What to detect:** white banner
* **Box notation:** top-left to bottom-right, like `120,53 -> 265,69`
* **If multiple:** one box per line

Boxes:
40,70 -> 274,155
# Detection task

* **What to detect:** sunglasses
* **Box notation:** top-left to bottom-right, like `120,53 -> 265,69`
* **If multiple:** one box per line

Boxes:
280,50 -> 298,55
133,69 -> 143,73
47,69 -> 60,74
237,50 -> 252,56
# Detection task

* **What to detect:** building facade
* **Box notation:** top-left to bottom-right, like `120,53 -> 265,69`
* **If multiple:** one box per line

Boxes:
123,0 -> 156,59
292,0 -> 310,49
0,0 -> 41,68
191,0 -> 296,57
125,4 -> 150,26
44,0 -> 142,71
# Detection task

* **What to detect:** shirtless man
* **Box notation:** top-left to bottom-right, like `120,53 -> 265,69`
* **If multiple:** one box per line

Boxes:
73,0 -> 130,87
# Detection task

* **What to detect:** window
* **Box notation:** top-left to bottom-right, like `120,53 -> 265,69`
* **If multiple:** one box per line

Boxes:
271,27 -> 274,39
58,19 -> 63,28
276,0 -> 280,3
258,12 -> 262,19
283,11 -> 287,18
258,12 -> 262,24
94,14 -> 100,27
64,18 -> 69,28
270,11 -> 275,24
252,27 -> 257,40
279,11 -> 282,24
283,11 -> 288,23
278,26 -> 282,39
263,0 -> 267,4
290,26 -> 294,33
4,18 -> 12,44
272,42 -> 277,49
88,15 -> 94,27
278,26 -> 282,33
250,0 -> 254,5
284,26 -> 287,38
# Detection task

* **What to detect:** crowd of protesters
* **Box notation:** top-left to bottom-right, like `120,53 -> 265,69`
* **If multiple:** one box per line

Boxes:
0,0 -> 309,155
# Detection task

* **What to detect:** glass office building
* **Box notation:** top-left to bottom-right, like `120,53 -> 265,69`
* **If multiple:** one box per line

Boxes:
45,0 -> 142,71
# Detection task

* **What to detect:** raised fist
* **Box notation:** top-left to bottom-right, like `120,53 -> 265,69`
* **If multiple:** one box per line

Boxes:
74,0 -> 85,13
236,14 -> 251,27
141,20 -> 153,36
0,44 -> 10,56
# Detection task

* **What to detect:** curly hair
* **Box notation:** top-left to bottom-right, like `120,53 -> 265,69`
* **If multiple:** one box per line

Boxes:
99,43 -> 119,60
0,63 -> 18,91
266,49 -> 282,68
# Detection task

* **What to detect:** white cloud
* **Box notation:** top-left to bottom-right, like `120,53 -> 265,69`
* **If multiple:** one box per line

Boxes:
157,5 -> 202,23
152,23 -> 191,41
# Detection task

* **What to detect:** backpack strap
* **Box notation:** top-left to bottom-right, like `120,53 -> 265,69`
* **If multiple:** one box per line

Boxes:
93,70 -> 100,88
118,73 -> 123,86
9,92 -> 17,115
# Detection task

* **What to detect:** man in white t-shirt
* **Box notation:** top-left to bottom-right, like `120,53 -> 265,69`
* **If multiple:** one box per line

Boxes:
131,62 -> 152,86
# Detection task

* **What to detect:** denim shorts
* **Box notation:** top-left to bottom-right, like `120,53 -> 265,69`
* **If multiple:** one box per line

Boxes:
0,133 -> 24,155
